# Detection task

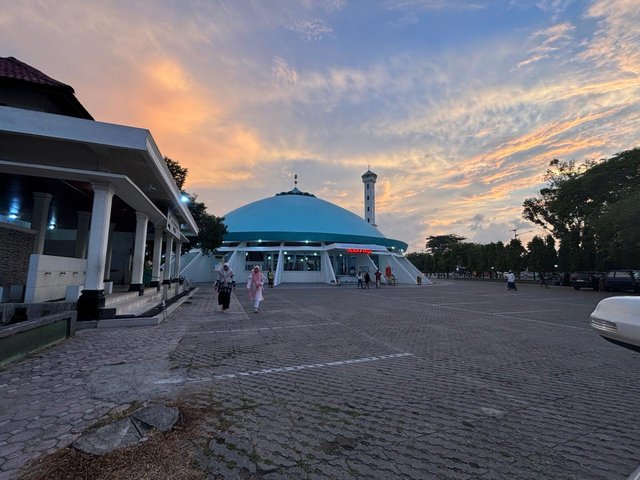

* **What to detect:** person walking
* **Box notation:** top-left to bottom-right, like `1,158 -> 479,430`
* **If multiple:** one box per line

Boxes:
267,269 -> 275,288
364,272 -> 371,289
506,271 -> 517,291
215,263 -> 235,312
374,269 -> 382,288
357,271 -> 364,289
247,265 -> 266,313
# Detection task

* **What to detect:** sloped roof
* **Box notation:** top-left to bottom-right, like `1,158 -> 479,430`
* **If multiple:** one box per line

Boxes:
0,56 -> 93,120
0,56 -> 73,90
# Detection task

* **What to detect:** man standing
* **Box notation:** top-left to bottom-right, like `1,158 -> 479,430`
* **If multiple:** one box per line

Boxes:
357,271 -> 364,289
507,271 -> 517,291
374,269 -> 382,288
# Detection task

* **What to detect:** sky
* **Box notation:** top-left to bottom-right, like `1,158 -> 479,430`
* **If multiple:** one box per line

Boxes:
2,0 -> 639,252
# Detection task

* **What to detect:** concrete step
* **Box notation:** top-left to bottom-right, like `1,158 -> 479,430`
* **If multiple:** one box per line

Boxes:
102,289 -> 164,318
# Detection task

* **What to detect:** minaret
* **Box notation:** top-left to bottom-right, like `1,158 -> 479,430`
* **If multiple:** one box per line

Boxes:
361,167 -> 377,226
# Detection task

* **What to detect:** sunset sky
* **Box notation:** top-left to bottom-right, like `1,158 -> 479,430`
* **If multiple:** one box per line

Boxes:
2,0 -> 639,252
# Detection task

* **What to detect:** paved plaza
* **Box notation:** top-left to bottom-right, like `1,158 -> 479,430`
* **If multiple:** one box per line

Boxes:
1,280 -> 640,479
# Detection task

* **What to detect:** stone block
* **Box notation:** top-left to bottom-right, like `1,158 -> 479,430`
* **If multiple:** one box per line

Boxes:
72,417 -> 142,456
65,285 -> 84,302
131,405 -> 179,432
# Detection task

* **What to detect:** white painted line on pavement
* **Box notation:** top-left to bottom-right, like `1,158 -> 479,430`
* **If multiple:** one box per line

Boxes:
383,295 -> 587,330
154,352 -> 414,384
184,322 -> 340,335
494,309 -> 561,314
205,352 -> 414,381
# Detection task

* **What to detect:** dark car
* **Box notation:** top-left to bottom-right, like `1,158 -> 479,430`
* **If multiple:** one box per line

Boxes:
604,269 -> 640,292
570,271 -> 603,290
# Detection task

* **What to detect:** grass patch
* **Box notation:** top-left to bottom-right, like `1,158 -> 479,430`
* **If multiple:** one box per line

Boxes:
19,403 -> 206,480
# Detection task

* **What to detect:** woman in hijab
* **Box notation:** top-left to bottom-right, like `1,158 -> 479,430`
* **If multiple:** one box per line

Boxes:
247,265 -> 266,313
215,263 -> 234,312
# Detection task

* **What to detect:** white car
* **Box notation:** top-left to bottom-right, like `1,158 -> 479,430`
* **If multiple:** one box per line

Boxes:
590,296 -> 640,352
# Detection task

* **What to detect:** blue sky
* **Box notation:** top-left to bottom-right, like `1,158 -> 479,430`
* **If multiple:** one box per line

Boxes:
2,0 -> 639,251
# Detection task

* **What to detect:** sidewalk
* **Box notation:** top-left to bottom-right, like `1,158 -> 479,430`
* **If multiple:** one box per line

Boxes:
0,287 -> 223,480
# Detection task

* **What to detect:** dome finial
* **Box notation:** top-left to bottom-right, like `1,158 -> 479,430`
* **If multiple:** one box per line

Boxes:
294,173 -> 298,188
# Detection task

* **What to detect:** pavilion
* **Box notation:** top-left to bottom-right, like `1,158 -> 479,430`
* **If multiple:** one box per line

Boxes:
0,57 -> 198,323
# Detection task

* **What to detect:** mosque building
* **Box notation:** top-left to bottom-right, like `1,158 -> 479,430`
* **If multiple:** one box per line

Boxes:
217,171 -> 425,286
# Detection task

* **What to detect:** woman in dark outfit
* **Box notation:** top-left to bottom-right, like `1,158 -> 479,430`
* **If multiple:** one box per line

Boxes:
215,263 -> 235,312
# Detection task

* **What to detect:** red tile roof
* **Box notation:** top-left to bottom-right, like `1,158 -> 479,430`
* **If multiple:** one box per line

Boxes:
0,56 -> 74,91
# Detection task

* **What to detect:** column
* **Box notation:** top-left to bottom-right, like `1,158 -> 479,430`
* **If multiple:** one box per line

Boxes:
104,223 -> 116,280
32,192 -> 52,254
173,240 -> 183,281
128,212 -> 149,294
75,211 -> 91,258
150,226 -> 164,289
162,233 -> 174,284
77,184 -> 114,321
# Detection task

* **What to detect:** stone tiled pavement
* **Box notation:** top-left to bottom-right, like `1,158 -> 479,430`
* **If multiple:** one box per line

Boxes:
2,281 -> 640,479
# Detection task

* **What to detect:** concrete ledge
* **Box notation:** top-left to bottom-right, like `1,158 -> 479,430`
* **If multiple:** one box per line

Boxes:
95,287 -> 198,329
0,310 -> 76,367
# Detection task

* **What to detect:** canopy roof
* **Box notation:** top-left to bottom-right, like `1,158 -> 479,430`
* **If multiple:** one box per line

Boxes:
223,189 -> 408,251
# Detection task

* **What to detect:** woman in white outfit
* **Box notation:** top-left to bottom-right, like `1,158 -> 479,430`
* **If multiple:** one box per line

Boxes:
247,265 -> 265,313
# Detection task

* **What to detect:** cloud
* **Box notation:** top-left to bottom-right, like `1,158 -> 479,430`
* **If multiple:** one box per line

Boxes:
285,18 -> 334,40
581,0 -> 640,75
272,57 -> 299,88
513,22 -> 576,70
2,0 -> 639,253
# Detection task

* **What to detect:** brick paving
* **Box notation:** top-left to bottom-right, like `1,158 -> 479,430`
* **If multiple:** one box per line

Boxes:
1,281 -> 640,479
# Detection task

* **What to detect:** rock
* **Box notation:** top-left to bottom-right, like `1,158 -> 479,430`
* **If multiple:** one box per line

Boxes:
72,404 -> 180,456
72,417 -> 141,456
131,404 -> 180,432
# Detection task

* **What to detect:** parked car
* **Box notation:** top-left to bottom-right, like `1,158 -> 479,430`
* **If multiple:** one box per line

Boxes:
590,296 -> 640,352
570,271 -> 603,290
603,269 -> 640,292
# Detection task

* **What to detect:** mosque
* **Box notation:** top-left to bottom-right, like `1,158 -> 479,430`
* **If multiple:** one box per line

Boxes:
213,172 -> 426,286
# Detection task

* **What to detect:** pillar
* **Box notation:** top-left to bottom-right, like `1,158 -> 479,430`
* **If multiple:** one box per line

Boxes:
77,184 -> 114,321
75,211 -> 91,259
32,192 -> 52,254
173,240 -> 182,281
104,223 -> 116,281
128,212 -> 149,294
150,226 -> 164,289
162,233 -> 174,284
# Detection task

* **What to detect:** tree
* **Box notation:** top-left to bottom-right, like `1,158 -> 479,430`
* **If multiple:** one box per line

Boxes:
523,148 -> 640,270
164,157 -> 227,254
527,236 -> 546,276
164,157 -> 188,190
425,234 -> 466,255
543,235 -> 557,272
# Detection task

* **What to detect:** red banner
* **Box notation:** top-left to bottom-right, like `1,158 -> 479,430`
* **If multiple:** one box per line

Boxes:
346,248 -> 372,254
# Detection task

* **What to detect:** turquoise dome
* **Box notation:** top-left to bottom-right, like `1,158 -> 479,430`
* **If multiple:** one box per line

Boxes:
223,190 -> 407,251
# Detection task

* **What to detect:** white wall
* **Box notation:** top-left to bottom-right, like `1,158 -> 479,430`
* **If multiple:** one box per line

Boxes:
281,271 -> 324,283
25,254 -> 87,302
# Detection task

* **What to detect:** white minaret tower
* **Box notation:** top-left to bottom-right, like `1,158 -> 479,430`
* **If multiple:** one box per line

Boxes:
361,167 -> 377,227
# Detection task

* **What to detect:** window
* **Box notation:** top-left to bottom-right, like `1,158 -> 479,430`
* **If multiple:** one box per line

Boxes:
367,195 -> 369,201
367,206 -> 370,211
367,184 -> 369,190
284,253 -> 321,271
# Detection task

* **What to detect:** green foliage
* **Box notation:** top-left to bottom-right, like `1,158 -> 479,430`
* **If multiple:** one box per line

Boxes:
165,158 -> 228,253
164,157 -> 188,190
523,148 -> 640,270
425,234 -> 466,255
